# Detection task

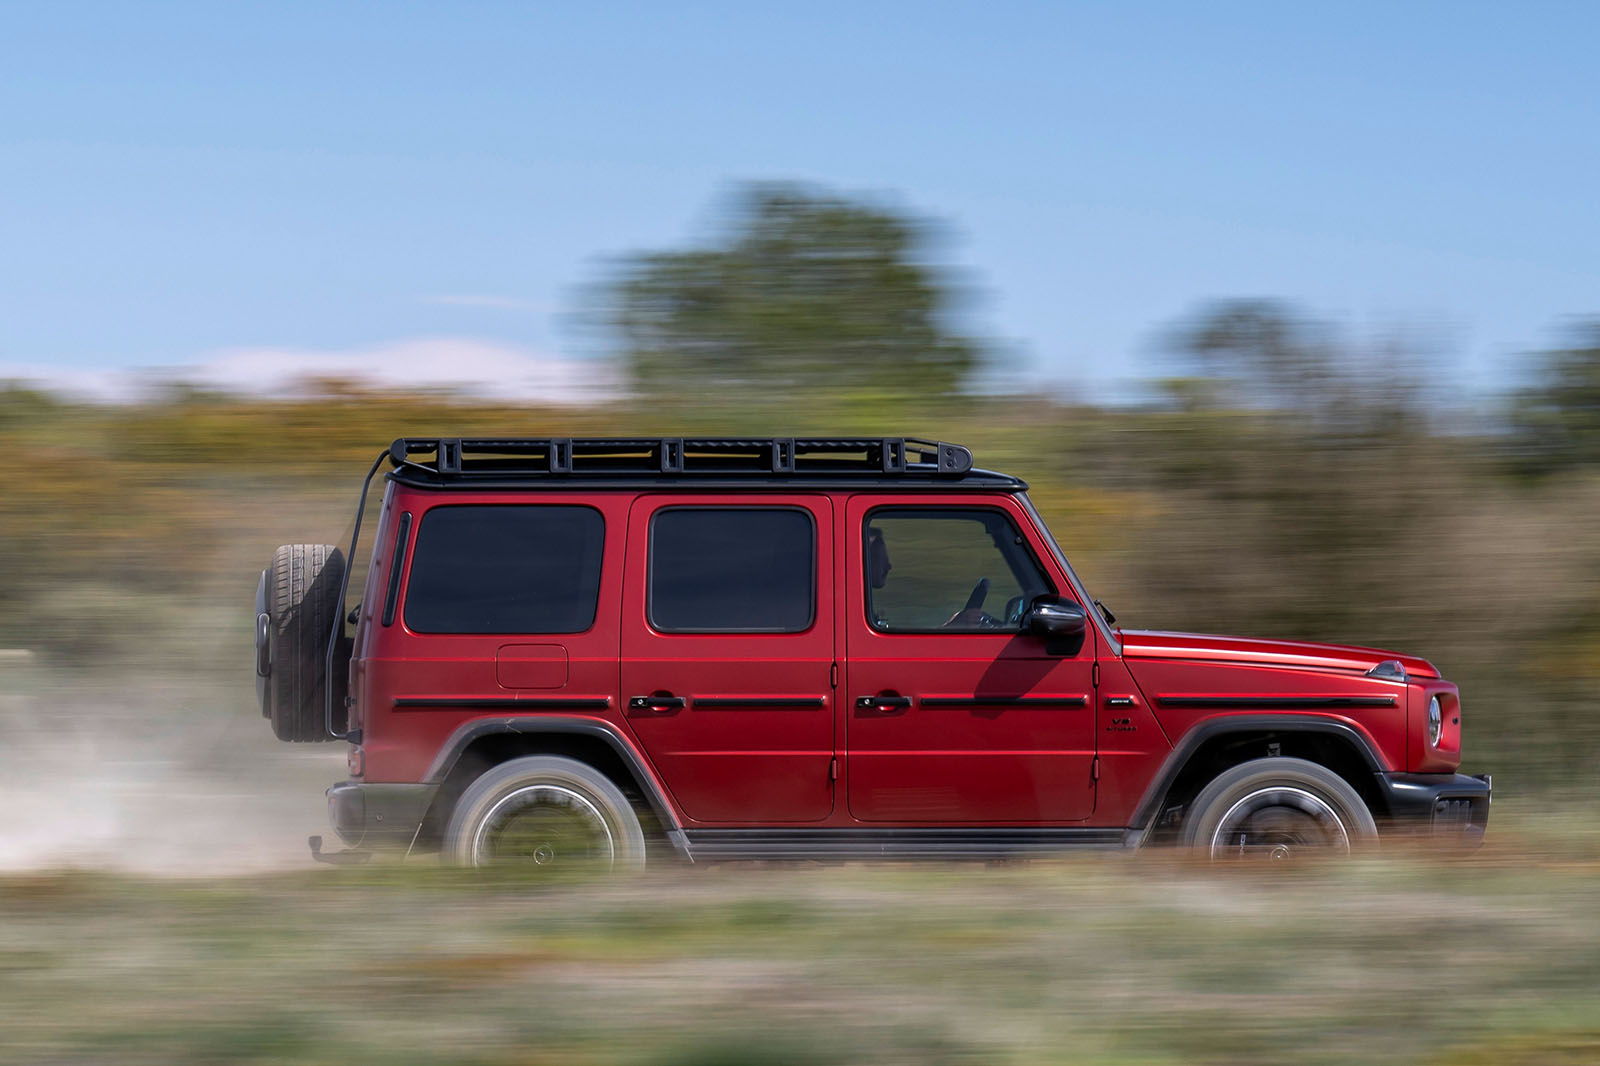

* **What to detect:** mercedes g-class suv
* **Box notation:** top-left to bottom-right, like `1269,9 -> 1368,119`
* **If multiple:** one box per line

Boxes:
255,437 -> 1490,866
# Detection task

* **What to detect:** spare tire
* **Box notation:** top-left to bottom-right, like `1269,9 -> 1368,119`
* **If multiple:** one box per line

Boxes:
258,543 -> 346,742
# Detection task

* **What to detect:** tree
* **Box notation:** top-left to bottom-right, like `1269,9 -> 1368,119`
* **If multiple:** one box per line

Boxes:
605,184 -> 981,407
1177,299 -> 1337,410
1124,301 -> 1442,645
1510,322 -> 1600,473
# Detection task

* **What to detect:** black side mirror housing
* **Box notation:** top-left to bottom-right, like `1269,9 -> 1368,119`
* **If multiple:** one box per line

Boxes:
1025,595 -> 1088,654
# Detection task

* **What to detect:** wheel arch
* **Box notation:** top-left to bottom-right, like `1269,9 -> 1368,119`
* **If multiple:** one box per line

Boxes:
1129,716 -> 1390,846
416,717 -> 686,855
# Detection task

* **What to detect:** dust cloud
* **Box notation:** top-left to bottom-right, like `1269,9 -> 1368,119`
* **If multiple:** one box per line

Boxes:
0,654 -> 344,875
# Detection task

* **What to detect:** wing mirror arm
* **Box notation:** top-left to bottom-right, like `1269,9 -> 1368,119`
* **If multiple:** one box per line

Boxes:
1024,595 -> 1088,656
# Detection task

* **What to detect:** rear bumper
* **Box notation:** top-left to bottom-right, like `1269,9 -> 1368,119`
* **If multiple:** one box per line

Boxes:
1375,772 -> 1492,846
327,781 -> 438,850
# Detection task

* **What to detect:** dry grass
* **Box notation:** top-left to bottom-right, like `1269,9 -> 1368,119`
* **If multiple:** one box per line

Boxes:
2,827 -> 1597,1066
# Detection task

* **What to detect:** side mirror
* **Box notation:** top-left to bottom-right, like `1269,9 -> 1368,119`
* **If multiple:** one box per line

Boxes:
1024,598 -> 1088,640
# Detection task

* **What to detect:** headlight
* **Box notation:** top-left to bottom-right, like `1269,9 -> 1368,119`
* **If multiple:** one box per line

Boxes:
1427,695 -> 1443,746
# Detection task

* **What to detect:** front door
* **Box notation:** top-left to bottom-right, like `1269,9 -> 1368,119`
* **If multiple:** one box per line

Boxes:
844,496 -> 1097,823
621,494 -> 835,824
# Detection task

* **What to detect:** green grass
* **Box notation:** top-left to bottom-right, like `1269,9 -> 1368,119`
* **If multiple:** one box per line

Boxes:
3,835 -> 1598,1065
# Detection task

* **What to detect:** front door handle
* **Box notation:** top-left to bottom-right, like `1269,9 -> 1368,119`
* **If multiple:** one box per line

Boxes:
628,695 -> 686,713
855,694 -> 912,714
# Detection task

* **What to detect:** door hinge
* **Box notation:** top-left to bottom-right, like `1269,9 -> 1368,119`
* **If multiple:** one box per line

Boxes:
829,757 -> 839,781
830,662 -> 838,689
1092,661 -> 1100,687
1091,755 -> 1100,782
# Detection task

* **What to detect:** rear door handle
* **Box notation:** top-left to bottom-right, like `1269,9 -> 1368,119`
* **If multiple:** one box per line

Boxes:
628,695 -> 686,712
855,694 -> 912,713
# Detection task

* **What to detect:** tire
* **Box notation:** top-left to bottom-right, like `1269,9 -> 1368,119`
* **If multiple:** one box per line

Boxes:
260,543 -> 346,743
444,756 -> 647,870
1179,757 -> 1377,861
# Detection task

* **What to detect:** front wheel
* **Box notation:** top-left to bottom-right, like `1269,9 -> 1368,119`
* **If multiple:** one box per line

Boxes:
443,756 -> 646,870
1180,757 -> 1377,862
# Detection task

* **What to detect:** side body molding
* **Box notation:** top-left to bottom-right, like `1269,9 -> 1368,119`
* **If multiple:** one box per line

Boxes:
1125,714 -> 1389,842
422,715 -> 688,853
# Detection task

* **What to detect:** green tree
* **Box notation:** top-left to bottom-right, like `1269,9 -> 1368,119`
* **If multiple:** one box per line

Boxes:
1510,321 -> 1600,473
605,184 -> 981,408
1118,301 -> 1444,646
1179,299 -> 1337,410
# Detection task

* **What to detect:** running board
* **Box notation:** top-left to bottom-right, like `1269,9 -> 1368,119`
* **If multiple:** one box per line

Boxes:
680,827 -> 1130,861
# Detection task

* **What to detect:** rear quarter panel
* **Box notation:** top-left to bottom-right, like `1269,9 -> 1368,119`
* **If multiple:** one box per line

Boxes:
355,488 -> 635,784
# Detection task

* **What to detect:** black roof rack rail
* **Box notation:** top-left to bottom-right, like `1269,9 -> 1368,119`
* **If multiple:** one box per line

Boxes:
386,436 -> 976,481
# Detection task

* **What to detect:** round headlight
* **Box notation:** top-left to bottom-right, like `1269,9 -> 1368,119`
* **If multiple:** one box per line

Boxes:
1427,695 -> 1443,746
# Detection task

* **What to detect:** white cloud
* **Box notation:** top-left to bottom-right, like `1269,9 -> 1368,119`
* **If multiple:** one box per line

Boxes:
1,337 -> 620,405
0,363 -> 149,403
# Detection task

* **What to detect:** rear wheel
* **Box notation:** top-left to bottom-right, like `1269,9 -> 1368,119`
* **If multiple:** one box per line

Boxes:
444,756 -> 646,870
1180,757 -> 1377,862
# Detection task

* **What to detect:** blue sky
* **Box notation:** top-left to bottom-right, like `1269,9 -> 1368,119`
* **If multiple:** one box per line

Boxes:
3,2 -> 1597,400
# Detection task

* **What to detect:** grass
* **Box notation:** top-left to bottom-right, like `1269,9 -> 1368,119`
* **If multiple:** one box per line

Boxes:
3,827 -> 1599,1066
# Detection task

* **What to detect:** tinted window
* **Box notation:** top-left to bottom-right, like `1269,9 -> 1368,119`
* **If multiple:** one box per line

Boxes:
404,506 -> 604,634
865,509 -> 1052,632
649,508 -> 815,632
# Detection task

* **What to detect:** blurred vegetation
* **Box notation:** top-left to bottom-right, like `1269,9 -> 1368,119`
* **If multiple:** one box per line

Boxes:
1510,321 -> 1600,474
603,183 -> 979,412
3,185 -> 1599,793
3,845 -> 1600,1065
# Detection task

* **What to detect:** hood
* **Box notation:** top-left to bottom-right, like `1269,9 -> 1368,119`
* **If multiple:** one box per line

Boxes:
1118,629 -> 1439,679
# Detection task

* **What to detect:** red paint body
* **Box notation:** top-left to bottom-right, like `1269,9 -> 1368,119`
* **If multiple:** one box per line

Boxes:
345,477 -> 1469,833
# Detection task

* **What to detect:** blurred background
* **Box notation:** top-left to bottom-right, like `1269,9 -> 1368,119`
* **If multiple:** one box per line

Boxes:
3,4 -> 1599,1063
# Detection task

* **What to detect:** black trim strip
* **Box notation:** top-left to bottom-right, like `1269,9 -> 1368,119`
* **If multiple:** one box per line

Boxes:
394,697 -> 611,711
692,697 -> 827,709
682,827 -> 1128,860
1156,695 -> 1397,710
920,695 -> 1087,709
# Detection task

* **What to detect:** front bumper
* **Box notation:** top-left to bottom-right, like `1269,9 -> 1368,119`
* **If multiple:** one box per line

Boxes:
1375,772 -> 1492,846
327,780 -> 438,850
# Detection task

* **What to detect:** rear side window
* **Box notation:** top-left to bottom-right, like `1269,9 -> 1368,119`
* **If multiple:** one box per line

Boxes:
649,508 -> 815,633
404,505 -> 604,634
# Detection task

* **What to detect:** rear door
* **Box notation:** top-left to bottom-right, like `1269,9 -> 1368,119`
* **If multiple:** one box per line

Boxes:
621,494 -> 835,824
844,495 -> 1098,823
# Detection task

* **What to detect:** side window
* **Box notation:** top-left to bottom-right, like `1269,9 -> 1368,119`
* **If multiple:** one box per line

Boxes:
649,508 -> 815,633
404,505 -> 604,634
865,509 -> 1052,633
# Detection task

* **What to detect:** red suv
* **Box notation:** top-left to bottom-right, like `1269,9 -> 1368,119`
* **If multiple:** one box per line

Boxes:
255,437 -> 1490,866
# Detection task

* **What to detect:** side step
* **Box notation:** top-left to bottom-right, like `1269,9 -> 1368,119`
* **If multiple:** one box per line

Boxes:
681,827 -> 1130,861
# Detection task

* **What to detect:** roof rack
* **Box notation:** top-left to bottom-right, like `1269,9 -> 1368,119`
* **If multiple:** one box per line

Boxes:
387,437 -> 975,481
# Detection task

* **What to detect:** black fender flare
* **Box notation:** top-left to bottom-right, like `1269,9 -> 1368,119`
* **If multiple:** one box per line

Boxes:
422,716 -> 687,852
1126,715 -> 1389,843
